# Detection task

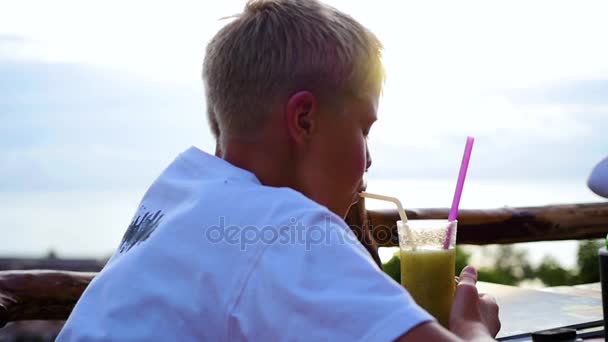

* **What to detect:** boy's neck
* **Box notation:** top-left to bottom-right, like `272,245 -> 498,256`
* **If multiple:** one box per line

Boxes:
221,136 -> 297,189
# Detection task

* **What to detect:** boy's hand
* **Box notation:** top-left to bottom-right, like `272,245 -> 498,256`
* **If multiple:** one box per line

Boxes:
449,266 -> 501,339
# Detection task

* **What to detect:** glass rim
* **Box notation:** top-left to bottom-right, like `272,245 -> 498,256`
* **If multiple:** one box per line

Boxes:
397,219 -> 458,227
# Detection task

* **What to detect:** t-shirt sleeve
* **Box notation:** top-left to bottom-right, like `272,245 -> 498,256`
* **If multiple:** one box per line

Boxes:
227,210 -> 434,341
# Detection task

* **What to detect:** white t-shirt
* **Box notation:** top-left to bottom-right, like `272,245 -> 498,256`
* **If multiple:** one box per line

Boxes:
57,146 -> 432,341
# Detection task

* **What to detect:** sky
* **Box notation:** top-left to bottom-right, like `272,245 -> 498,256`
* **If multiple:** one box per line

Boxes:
1,0 -> 607,258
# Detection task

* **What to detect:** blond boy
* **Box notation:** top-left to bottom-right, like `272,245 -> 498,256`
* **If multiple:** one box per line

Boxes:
58,1 -> 499,340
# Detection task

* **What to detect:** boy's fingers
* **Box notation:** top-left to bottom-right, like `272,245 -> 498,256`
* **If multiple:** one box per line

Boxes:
458,265 -> 478,286
479,293 -> 496,304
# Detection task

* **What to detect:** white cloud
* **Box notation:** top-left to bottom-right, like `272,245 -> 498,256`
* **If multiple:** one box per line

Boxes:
3,1 -> 608,84
372,87 -> 596,154
370,1 -> 608,88
0,0 -> 245,81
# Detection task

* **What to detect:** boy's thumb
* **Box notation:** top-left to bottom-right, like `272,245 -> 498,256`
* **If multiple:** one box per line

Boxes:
459,266 -> 478,286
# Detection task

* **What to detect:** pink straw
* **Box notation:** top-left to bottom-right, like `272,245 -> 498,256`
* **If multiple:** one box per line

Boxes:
443,136 -> 475,249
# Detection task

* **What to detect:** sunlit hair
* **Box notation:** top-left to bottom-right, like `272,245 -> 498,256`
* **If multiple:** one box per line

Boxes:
203,0 -> 385,142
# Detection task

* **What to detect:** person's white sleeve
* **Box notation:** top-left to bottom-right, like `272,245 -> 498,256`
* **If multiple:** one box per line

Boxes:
589,157 -> 608,198
227,211 -> 434,341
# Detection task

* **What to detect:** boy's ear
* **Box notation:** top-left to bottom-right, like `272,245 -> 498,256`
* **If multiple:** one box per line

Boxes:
286,91 -> 318,144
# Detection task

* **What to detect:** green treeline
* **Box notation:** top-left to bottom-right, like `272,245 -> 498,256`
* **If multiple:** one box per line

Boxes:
383,240 -> 602,286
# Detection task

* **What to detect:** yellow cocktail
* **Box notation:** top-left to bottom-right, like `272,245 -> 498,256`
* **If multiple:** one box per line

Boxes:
400,247 -> 455,327
398,220 -> 457,328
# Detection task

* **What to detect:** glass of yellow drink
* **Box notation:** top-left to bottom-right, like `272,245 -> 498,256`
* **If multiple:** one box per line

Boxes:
398,219 -> 457,328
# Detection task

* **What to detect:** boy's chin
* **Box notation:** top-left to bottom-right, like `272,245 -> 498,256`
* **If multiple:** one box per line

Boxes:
335,190 -> 365,219
344,194 -> 362,216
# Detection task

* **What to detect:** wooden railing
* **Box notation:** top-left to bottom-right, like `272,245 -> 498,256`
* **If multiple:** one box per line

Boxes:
0,271 -> 95,328
364,201 -> 608,246
345,200 -> 608,270
2,200 -> 608,327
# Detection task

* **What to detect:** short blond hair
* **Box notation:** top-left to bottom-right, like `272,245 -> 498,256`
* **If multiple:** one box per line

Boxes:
203,0 -> 384,141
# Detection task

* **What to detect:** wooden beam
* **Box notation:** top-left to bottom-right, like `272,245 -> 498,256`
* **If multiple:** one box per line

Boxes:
0,270 -> 95,327
366,202 -> 608,246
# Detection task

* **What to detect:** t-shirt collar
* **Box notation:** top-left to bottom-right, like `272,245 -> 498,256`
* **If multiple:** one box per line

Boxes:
180,146 -> 261,185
